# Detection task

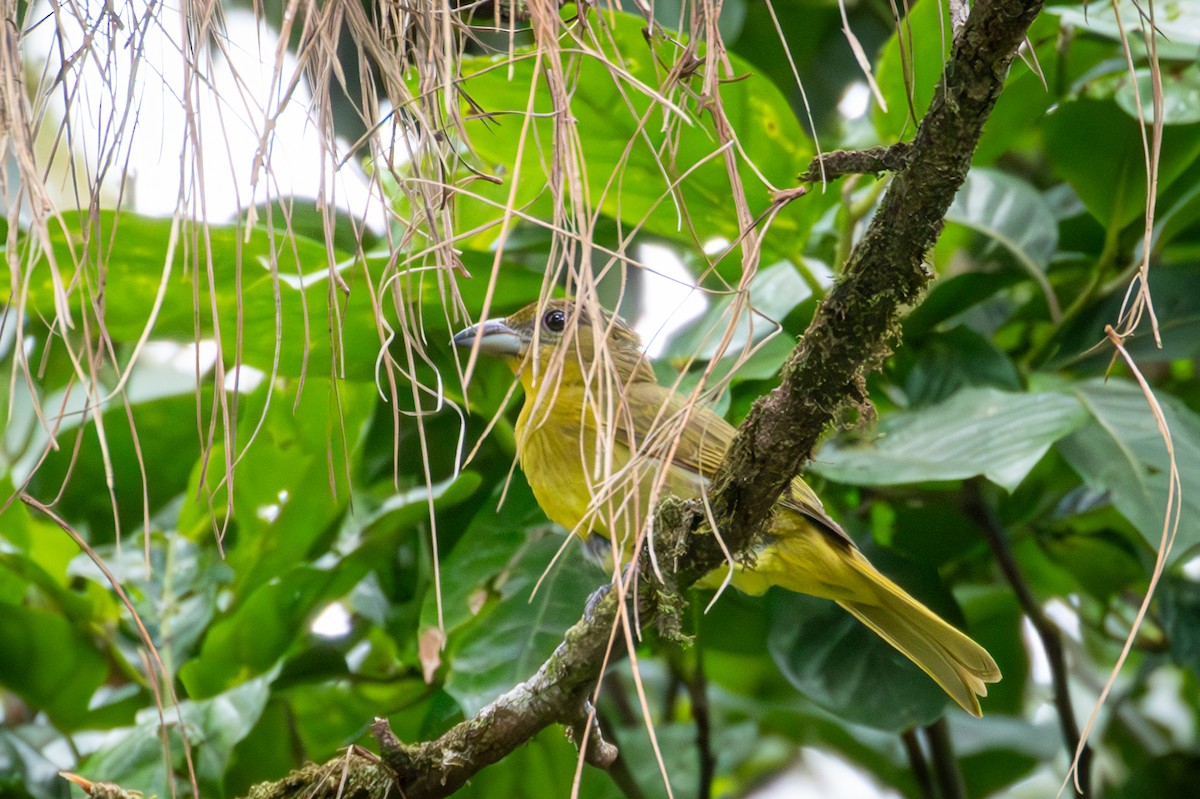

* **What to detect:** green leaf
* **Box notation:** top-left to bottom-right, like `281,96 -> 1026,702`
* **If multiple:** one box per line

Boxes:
340,471 -> 484,560
1057,378 -> 1200,560
81,675 -> 272,799
0,604 -> 108,729
444,533 -> 602,716
419,478 -> 544,636
446,11 -> 823,263
1162,575 -> 1200,674
903,326 -> 1021,407
179,565 -> 359,697
662,262 -> 812,363
873,0 -> 951,140
814,387 -> 1088,491
0,723 -> 71,799
1099,65 -> 1200,126
1052,264 -> 1200,366
1108,753 -> 1200,799
767,589 -> 949,731
1043,100 -> 1200,229
1040,525 -> 1145,601
179,377 -> 377,594
903,271 -> 1025,339
947,168 -> 1059,272
949,714 -> 1060,797
1051,3 -> 1200,54
7,212 -> 385,378
25,393 -> 201,543
6,213 -> 543,382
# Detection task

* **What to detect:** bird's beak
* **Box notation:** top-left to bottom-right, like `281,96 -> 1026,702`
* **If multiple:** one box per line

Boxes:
452,318 -> 524,356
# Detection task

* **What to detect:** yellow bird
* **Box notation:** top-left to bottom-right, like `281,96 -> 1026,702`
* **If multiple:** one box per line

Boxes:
454,298 -> 1000,716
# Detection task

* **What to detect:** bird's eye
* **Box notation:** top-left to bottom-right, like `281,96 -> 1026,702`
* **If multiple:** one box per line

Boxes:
542,309 -> 566,333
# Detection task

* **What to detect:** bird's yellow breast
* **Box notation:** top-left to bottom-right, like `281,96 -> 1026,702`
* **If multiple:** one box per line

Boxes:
515,387 -> 599,537
515,382 -> 706,551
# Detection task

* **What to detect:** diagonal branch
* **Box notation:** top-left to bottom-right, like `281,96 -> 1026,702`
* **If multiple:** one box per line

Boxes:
243,1 -> 1047,797
678,0 -> 1046,577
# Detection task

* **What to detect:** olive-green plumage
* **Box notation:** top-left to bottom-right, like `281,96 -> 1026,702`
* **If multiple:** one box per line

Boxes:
454,299 -> 1001,716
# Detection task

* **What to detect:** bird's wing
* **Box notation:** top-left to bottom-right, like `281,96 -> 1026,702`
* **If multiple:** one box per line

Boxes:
614,380 -> 855,548
614,381 -> 734,480
778,477 -> 855,547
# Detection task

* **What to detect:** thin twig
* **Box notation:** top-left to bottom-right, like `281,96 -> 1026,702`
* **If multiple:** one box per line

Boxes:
965,480 -> 1092,798
798,143 -> 914,182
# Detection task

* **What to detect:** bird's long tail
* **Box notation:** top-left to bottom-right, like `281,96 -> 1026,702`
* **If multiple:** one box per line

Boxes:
835,551 -> 1001,716
737,522 -> 1001,716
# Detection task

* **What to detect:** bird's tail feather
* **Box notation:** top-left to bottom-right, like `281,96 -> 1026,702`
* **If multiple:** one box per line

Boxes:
838,552 -> 1001,717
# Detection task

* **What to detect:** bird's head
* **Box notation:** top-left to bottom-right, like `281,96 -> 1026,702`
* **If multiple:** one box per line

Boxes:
452,298 -> 654,389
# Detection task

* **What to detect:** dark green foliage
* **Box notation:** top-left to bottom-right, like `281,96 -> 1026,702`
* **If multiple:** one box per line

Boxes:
5,3 -> 1200,798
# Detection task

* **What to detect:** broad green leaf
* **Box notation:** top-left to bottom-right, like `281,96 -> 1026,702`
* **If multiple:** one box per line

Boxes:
337,472 -> 483,560
0,604 -> 108,729
81,675 -> 272,799
1051,264 -> 1200,366
446,11 -> 822,262
1098,65 -> 1200,126
418,478 -> 544,636
179,565 -> 361,697
0,549 -> 97,621
903,326 -> 1021,407
178,377 -> 376,594
903,271 -> 1025,339
444,534 -> 602,716
1040,525 -> 1145,601
949,714 -> 1060,797
814,387 -> 1088,491
767,590 -> 950,731
663,262 -> 812,363
1057,378 -> 1200,559
7,212 -> 383,378
1043,100 -> 1200,229
115,535 -> 232,676
5,213 -> 544,381
1149,174 -> 1200,255
1108,753 -> 1200,799
0,723 -> 71,799
23,393 -> 200,543
1162,575 -> 1200,674
947,168 -> 1058,273
1051,3 -> 1200,55
873,0 -> 951,140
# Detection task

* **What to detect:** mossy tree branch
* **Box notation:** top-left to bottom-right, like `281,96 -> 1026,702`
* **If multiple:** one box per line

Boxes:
235,1 -> 1047,797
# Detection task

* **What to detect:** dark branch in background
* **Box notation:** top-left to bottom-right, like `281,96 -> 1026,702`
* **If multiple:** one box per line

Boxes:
965,480 -> 1092,797
237,1 -> 1048,797
687,661 -> 715,799
900,729 -> 936,799
923,719 -> 967,799
669,633 -> 716,799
